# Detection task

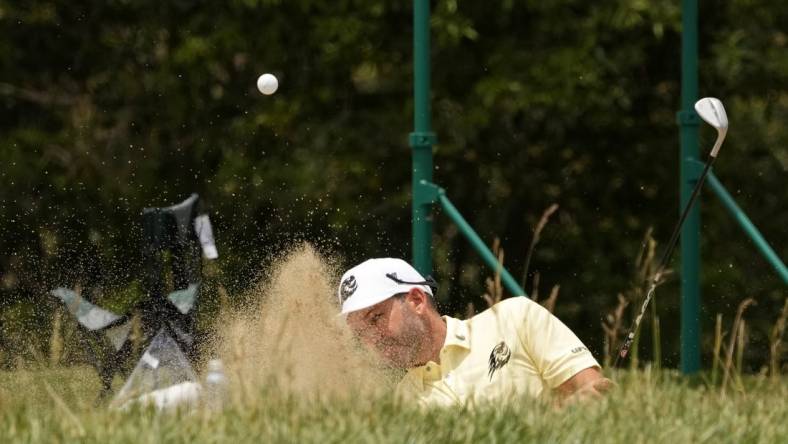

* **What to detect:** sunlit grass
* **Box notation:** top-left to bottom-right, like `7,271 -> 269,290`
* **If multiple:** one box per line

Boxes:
1,365 -> 786,443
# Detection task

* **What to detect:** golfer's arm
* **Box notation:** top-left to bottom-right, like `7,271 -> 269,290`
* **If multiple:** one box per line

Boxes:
554,366 -> 612,400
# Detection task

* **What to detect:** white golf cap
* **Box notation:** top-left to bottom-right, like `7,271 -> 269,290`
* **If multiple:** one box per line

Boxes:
337,258 -> 435,315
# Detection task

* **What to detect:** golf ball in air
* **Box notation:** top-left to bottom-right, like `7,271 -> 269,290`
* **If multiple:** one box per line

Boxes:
257,73 -> 278,95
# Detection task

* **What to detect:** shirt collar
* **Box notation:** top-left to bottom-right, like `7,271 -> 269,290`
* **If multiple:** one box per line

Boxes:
403,316 -> 470,390
442,315 -> 470,350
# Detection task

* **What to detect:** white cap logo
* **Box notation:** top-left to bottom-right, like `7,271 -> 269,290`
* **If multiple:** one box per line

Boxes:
339,276 -> 358,302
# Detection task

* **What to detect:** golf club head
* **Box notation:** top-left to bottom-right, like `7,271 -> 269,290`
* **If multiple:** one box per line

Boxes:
694,97 -> 728,157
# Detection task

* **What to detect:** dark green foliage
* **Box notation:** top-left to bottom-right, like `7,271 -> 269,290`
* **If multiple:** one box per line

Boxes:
0,1 -> 786,369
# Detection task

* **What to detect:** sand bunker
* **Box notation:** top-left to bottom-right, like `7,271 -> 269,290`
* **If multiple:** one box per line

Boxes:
217,244 -> 398,404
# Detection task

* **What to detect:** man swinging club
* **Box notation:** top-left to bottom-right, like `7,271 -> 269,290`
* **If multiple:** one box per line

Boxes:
338,258 -> 612,407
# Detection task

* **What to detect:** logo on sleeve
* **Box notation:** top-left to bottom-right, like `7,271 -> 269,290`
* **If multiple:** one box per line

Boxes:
340,276 -> 358,302
488,341 -> 511,380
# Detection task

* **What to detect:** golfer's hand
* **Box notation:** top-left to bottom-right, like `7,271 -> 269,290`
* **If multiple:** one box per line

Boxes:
554,367 -> 615,406
561,377 -> 614,405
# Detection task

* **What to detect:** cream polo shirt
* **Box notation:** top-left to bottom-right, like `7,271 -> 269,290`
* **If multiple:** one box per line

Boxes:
397,297 -> 599,407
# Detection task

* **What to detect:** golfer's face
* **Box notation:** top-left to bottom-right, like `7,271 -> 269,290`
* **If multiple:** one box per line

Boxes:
347,296 -> 425,368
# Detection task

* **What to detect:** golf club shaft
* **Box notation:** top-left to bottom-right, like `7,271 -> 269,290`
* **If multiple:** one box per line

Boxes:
614,155 -> 717,367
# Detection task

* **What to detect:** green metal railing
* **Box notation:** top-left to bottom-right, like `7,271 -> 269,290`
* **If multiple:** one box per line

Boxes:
418,181 -> 527,297
410,0 -> 525,298
678,0 -> 788,373
701,167 -> 788,284
410,0 -> 784,374
679,0 -> 702,374
410,0 -> 436,276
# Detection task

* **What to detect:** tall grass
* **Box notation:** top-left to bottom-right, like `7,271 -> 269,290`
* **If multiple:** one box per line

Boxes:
1,366 -> 786,443
5,241 -> 786,443
770,298 -> 788,381
721,298 -> 757,394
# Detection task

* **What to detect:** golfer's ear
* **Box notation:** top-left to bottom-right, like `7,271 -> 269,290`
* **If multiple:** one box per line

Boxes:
405,287 -> 429,312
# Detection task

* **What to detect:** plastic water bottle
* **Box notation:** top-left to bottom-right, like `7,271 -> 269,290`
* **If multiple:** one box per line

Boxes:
203,358 -> 228,410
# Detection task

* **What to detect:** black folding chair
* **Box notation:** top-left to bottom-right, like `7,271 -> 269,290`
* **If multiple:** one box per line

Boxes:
51,193 -> 217,399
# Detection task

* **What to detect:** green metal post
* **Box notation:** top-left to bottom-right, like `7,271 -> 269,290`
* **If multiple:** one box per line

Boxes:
438,193 -> 527,297
678,0 -> 701,374
410,0 -> 437,276
704,171 -> 788,285
417,180 -> 528,297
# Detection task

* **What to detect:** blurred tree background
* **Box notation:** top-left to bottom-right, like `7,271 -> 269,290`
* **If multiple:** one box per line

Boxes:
0,0 -> 785,370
